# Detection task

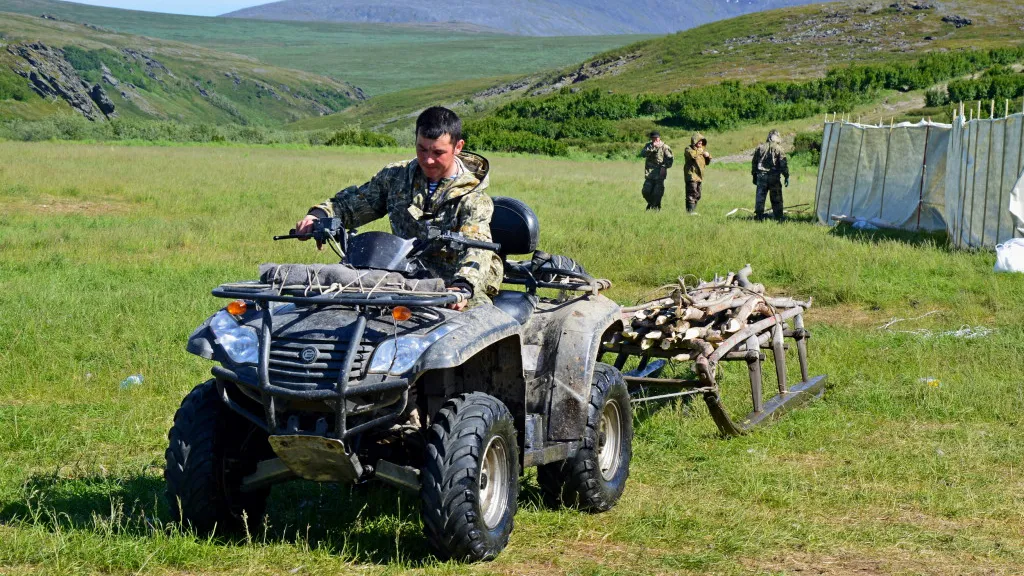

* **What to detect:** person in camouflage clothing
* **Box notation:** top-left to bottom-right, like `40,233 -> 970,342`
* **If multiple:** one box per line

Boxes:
640,130 -> 673,210
683,132 -> 712,214
294,107 -> 503,310
751,129 -> 790,220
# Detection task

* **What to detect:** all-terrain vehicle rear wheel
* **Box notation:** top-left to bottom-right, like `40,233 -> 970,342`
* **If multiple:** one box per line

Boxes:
164,379 -> 271,535
421,392 -> 520,562
538,362 -> 632,512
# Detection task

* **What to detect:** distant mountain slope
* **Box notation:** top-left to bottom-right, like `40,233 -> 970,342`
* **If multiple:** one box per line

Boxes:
223,0 -> 827,36
0,12 -> 363,123
0,0 -> 646,96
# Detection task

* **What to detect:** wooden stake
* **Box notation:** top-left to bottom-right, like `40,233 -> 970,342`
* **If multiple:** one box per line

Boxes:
991,99 -> 995,119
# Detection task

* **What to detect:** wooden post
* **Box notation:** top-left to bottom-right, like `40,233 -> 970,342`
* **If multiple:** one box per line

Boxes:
996,112 -> 1011,244
967,114 -> 984,247
981,117 -> 997,247
771,324 -> 788,394
746,335 -> 763,413
849,125 -> 867,216
824,121 -> 845,222
991,100 -> 996,119
956,120 -> 972,248
878,118 -> 895,219
916,124 -> 931,231
813,121 -> 835,220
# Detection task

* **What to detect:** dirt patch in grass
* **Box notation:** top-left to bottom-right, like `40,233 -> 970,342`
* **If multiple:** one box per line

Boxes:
30,199 -> 129,216
745,548 -> 1014,576
807,304 -> 918,329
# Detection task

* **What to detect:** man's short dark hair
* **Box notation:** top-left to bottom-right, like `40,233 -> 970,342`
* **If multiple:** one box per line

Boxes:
649,130 -> 660,139
416,106 -> 462,143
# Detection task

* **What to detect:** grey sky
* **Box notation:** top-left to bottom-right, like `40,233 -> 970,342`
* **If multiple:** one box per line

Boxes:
69,0 -> 270,17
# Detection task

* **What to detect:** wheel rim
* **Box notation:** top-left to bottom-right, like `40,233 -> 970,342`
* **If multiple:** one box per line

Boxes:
598,399 -> 622,481
479,434 -> 510,529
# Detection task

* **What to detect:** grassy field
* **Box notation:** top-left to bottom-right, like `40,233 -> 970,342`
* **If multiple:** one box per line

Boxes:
1,142 -> 1023,575
0,0 -> 646,97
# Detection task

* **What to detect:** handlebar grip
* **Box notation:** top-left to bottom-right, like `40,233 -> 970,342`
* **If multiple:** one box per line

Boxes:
457,238 -> 501,252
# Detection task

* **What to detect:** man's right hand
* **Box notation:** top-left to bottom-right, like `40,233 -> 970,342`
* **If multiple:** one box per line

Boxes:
295,215 -> 322,249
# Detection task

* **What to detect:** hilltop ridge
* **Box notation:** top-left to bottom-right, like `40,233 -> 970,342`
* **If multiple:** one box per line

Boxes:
223,0 -> 827,36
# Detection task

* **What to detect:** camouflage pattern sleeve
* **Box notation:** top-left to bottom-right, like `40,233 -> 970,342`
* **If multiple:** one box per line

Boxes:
751,146 -> 761,178
452,193 -> 502,298
308,166 -> 396,228
663,145 -> 674,169
778,147 -> 789,179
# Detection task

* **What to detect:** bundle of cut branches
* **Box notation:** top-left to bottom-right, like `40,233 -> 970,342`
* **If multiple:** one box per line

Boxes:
605,264 -> 811,361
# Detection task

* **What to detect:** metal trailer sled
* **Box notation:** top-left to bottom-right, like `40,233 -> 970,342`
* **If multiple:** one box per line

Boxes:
599,265 -> 826,436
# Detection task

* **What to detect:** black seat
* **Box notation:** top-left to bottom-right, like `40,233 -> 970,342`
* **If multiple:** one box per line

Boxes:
489,198 -> 541,323
490,196 -> 539,257
492,290 -> 538,324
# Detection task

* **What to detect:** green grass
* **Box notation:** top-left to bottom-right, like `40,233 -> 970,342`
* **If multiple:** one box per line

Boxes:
0,12 -> 362,125
1,142 -> 1023,574
0,0 -> 647,97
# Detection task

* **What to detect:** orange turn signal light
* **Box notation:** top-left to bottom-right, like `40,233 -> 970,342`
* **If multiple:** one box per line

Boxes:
392,306 -> 412,322
226,300 -> 248,316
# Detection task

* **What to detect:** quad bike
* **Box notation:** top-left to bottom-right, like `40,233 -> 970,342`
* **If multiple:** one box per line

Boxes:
166,197 -> 826,562
166,197 -> 631,561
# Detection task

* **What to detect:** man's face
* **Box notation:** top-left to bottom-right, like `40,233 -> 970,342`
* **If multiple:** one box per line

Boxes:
651,136 -> 662,147
416,133 -> 464,181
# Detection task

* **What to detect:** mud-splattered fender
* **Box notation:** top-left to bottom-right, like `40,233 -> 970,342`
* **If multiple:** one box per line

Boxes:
523,294 -> 622,442
412,304 -> 523,373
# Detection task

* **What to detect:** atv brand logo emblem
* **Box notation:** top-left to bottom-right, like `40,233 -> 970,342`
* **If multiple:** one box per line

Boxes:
300,346 -> 319,364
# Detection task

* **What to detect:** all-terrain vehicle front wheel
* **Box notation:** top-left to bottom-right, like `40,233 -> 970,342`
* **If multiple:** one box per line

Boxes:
538,362 -> 632,512
164,379 -> 271,535
421,392 -> 520,561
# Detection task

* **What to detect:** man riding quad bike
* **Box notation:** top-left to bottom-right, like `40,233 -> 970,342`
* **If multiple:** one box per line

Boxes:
166,108 -> 632,562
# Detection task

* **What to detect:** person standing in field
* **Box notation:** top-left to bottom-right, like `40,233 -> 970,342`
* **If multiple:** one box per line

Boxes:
640,131 -> 673,211
751,129 -> 790,220
683,132 -> 712,214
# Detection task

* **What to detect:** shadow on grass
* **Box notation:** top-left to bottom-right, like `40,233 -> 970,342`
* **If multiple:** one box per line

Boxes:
0,472 -> 437,565
828,222 -> 951,249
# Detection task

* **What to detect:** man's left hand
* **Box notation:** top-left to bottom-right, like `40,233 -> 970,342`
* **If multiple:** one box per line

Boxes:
446,284 -> 472,311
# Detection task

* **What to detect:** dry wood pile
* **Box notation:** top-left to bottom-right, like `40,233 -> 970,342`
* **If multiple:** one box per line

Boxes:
605,264 -> 811,360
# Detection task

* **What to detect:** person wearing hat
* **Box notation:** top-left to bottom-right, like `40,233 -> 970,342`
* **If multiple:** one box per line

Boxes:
640,130 -> 673,211
683,132 -> 712,214
751,129 -> 790,220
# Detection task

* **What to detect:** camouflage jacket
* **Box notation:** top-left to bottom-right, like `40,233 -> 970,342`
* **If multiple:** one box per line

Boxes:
683,132 -> 711,183
751,142 -> 789,178
307,152 -> 503,301
641,142 -> 674,180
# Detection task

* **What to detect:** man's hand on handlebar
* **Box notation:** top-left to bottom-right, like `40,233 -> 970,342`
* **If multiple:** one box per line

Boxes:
295,215 -> 323,250
446,281 -> 473,311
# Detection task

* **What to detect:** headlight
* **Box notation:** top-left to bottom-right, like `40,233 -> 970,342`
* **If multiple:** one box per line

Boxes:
209,310 -> 259,365
368,325 -> 455,376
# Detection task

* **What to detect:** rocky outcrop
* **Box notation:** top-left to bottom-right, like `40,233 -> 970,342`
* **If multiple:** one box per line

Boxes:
528,53 -> 640,97
121,48 -> 175,82
6,42 -> 113,121
89,84 -> 117,116
941,15 -> 972,28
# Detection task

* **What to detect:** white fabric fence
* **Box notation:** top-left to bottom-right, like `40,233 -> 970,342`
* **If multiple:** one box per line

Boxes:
814,113 -> 1024,248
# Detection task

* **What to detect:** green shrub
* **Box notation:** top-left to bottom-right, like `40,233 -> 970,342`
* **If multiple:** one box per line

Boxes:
0,68 -> 30,101
925,88 -> 949,107
323,129 -> 398,148
792,131 -> 822,166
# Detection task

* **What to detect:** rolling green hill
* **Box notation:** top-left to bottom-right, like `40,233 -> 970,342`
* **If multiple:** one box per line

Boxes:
0,12 -> 363,125
300,0 -> 1024,153
0,0 -> 648,96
